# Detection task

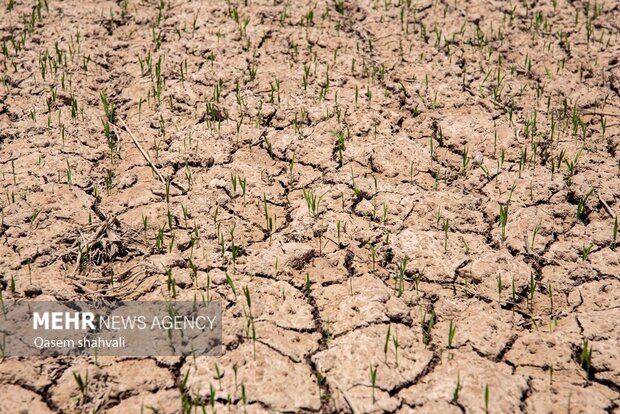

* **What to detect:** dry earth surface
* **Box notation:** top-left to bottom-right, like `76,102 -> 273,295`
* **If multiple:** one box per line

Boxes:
1,0 -> 620,413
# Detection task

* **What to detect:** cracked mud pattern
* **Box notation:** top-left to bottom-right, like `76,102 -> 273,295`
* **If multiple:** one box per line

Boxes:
1,0 -> 620,413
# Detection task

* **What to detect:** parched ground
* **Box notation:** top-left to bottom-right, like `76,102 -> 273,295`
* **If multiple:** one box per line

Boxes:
1,0 -> 620,412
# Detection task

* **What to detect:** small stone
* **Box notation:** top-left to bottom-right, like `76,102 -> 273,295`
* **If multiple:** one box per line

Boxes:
472,152 -> 484,165
24,285 -> 43,298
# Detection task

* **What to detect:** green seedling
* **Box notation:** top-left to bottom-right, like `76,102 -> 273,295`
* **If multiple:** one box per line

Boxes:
184,163 -> 193,190
499,204 -> 509,243
66,160 -> 72,184
242,287 -> 256,359
225,272 -> 237,297
421,309 -> 436,345
263,194 -> 275,237
72,370 -> 90,405
166,207 -> 174,232
580,339 -> 593,379
29,207 -> 41,229
480,164 -> 491,180
447,320 -> 456,349
395,257 -> 408,297
392,332 -> 399,364
304,273 -> 312,298
383,323 -> 391,362
564,149 -> 582,177
181,205 -> 189,228
155,226 -> 165,252
612,216 -> 618,250
461,146 -> 470,176
452,372 -> 462,402
241,382 -> 247,413
370,246 -> 377,272
484,384 -> 489,414
580,243 -> 593,261
577,188 -> 593,221
530,225 -> 540,251
369,364 -> 377,403
288,151 -> 296,183
303,189 -> 323,218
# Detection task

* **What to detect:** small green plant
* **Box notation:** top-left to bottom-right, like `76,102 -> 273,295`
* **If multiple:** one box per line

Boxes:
166,268 -> 176,298
66,160 -> 72,184
225,272 -> 237,297
461,146 -> 470,176
383,323 -> 391,363
230,174 -> 247,200
580,339 -> 593,379
580,243 -> 594,261
484,384 -> 489,414
499,204 -> 509,243
530,225 -> 540,251
72,370 -> 90,405
564,149 -> 582,177
392,332 -> 399,364
303,189 -> 323,218
263,194 -> 275,237
29,207 -> 41,229
421,309 -> 436,345
577,188 -> 593,221
452,372 -> 462,403
527,272 -> 536,310
369,364 -> 377,403
243,286 -> 256,358
395,257 -> 408,297
447,320 -> 456,349
304,273 -> 312,298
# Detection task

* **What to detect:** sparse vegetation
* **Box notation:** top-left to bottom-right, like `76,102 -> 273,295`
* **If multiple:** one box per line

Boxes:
0,0 -> 617,411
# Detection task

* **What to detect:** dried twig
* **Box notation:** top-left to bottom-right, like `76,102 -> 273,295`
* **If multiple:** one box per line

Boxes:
598,193 -> 616,218
333,382 -> 360,414
581,111 -> 620,117
114,118 -> 166,184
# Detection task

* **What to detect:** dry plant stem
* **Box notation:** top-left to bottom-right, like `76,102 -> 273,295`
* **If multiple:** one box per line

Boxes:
598,193 -> 616,218
114,118 -> 166,185
70,219 -> 113,276
333,382 -> 360,414
581,111 -> 620,117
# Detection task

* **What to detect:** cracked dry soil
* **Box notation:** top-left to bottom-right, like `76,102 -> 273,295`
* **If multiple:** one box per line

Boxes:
1,0 -> 620,413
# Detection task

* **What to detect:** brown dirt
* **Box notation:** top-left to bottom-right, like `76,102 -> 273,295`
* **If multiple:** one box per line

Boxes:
1,0 -> 620,413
